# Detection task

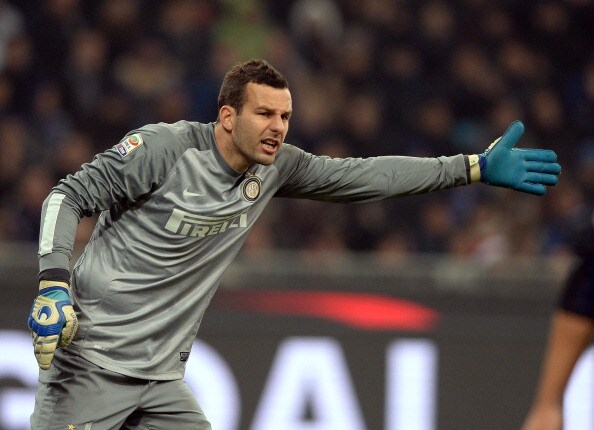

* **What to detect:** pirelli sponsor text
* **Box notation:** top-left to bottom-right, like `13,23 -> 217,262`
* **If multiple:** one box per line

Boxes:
165,208 -> 248,237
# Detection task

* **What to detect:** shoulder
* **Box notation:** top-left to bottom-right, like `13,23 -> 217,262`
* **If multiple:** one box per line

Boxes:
274,142 -> 309,165
115,121 -> 215,158
136,121 -> 212,147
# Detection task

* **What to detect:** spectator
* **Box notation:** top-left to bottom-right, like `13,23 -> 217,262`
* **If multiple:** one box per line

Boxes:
0,0 -> 590,261
64,29 -> 110,126
0,0 -> 24,70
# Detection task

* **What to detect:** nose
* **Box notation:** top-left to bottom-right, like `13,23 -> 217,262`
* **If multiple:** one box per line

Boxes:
270,114 -> 285,134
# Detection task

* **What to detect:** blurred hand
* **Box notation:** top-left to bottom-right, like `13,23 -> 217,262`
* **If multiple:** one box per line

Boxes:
520,403 -> 562,430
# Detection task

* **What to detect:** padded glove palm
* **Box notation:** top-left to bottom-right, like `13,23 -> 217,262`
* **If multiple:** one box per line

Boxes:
27,280 -> 78,370
472,121 -> 561,195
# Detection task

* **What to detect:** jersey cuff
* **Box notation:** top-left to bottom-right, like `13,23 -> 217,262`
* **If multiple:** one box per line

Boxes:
39,251 -> 71,275
465,154 -> 481,183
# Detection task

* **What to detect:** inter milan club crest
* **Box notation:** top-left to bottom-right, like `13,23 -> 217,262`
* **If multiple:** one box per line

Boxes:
242,176 -> 261,201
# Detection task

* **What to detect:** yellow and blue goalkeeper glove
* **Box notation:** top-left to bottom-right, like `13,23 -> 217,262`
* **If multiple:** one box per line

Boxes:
27,280 -> 78,370
468,121 -> 561,195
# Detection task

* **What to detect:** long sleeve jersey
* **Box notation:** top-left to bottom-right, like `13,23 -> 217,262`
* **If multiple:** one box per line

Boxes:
39,120 -> 470,380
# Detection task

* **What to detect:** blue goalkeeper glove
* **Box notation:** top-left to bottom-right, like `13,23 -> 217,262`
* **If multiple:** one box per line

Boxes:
27,280 -> 78,370
467,121 -> 561,195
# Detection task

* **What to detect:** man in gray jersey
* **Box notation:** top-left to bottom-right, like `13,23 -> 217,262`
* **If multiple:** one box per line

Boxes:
27,59 -> 561,429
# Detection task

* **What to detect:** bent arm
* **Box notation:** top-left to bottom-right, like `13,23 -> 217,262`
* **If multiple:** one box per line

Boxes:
38,126 -> 185,276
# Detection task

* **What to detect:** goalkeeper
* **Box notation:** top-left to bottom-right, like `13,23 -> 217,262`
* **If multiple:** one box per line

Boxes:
28,58 -> 560,429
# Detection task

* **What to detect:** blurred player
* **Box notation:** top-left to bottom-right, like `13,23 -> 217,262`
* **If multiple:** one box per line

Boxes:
521,204 -> 594,430
27,59 -> 561,429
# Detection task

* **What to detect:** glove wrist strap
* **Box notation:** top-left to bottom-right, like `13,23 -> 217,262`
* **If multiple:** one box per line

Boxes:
466,154 -> 482,183
39,280 -> 70,291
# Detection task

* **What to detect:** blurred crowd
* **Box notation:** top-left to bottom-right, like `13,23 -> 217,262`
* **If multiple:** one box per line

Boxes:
0,0 -> 592,265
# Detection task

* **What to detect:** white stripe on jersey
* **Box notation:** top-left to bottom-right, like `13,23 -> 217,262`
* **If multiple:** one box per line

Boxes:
39,193 -> 66,256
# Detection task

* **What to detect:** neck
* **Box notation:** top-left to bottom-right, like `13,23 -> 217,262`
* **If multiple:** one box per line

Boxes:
213,121 -> 245,172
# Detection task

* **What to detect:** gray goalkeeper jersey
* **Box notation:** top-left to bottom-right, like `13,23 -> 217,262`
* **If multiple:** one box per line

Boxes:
39,120 -> 469,380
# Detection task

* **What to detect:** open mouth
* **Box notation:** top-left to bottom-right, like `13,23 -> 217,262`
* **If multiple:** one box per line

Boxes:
261,139 -> 279,154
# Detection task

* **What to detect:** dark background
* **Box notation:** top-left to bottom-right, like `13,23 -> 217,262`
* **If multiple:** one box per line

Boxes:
1,244 -> 579,430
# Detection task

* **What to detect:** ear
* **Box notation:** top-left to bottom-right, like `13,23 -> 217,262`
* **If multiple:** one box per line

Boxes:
219,105 -> 235,132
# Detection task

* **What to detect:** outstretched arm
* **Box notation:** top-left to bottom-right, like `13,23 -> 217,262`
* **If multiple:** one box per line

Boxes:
276,120 -> 561,202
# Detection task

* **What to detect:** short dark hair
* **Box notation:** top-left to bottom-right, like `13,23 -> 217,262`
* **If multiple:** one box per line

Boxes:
217,59 -> 289,115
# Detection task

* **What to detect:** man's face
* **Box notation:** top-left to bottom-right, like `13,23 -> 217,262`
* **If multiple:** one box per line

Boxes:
230,83 -> 292,171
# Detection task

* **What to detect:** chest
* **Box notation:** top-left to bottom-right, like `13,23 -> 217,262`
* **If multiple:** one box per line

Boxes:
143,151 -> 273,240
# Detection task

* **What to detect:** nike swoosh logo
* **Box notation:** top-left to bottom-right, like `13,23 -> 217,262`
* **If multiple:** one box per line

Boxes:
183,187 -> 205,197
